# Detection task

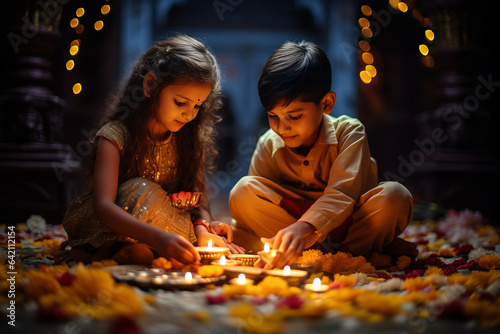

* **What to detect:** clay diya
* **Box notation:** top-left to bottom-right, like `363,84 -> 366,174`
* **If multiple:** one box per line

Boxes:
258,243 -> 282,265
195,239 -> 229,263
265,265 -> 308,287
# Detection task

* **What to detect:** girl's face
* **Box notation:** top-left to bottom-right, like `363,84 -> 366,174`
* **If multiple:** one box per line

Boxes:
147,81 -> 212,139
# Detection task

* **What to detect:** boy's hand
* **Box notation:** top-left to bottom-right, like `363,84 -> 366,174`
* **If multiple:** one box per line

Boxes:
260,221 -> 316,269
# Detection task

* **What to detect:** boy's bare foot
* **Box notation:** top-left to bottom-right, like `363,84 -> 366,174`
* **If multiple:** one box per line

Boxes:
384,237 -> 418,259
54,247 -> 93,264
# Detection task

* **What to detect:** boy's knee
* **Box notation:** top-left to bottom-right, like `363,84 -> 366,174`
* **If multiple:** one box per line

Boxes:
380,182 -> 412,209
229,176 -> 259,204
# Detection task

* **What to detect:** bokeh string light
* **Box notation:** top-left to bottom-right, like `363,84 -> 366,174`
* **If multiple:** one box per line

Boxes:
357,0 -> 435,85
66,1 -> 112,95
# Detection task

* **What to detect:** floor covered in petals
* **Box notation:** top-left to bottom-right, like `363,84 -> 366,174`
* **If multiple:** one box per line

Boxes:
1,198 -> 499,334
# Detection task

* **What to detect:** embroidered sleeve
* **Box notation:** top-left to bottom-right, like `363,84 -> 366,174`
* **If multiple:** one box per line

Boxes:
94,121 -> 128,152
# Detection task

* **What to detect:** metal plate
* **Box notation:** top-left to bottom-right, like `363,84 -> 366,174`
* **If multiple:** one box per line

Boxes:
105,265 -> 226,290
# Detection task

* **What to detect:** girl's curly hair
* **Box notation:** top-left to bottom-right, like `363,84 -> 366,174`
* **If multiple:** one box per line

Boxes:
94,34 -> 222,194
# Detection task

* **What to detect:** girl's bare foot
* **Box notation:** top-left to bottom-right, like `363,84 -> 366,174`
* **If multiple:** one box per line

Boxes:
384,237 -> 418,259
112,243 -> 154,265
54,247 -> 93,264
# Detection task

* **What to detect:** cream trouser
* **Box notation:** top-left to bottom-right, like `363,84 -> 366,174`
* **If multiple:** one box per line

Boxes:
229,176 -> 413,258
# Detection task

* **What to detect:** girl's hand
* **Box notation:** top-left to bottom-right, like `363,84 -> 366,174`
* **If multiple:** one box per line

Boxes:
197,230 -> 246,254
209,220 -> 234,243
260,221 -> 316,269
154,231 -> 200,265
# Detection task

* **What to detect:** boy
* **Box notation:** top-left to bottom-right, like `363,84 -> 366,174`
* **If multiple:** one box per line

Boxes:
229,41 -> 417,269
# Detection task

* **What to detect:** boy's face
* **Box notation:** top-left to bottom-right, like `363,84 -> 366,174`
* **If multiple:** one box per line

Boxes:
267,94 -> 334,150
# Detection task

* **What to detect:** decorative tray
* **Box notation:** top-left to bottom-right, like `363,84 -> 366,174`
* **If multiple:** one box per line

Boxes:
228,254 -> 260,266
105,265 -> 226,290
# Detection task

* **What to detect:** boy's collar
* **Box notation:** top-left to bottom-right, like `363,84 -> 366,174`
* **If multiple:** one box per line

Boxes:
271,114 -> 338,156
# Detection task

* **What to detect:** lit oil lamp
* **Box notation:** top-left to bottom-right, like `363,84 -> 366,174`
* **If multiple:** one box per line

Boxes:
266,265 -> 308,286
230,273 -> 254,286
195,239 -> 230,263
304,277 -> 329,293
223,265 -> 264,281
211,255 -> 240,267
258,243 -> 282,265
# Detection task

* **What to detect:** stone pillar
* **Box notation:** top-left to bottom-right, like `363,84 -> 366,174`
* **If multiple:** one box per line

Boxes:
411,0 -> 500,221
0,3 -> 81,224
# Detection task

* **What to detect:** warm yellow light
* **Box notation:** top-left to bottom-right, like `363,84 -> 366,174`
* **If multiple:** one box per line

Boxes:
73,83 -> 82,95
398,2 -> 408,12
362,27 -> 373,38
66,60 -> 75,71
422,55 -> 435,68
70,18 -> 79,28
264,243 -> 270,252
70,39 -> 80,47
185,272 -> 192,281
312,278 -> 322,290
94,20 -> 104,31
76,8 -> 85,17
283,266 -> 291,276
360,71 -> 372,84
362,52 -> 374,64
69,45 -> 79,56
361,5 -> 372,16
425,29 -> 435,42
389,0 -> 400,10
208,239 -> 213,249
359,40 -> 370,52
75,24 -> 85,35
366,65 -> 377,77
358,18 -> 370,28
419,44 -> 429,56
101,5 -> 111,15
219,255 -> 226,265
237,273 -> 246,285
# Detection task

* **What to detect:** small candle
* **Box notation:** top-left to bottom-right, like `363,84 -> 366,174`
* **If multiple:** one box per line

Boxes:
185,272 -> 193,281
211,255 -> 240,267
229,273 -> 254,286
266,266 -> 308,286
258,243 -> 282,264
283,265 -> 291,276
267,265 -> 307,278
224,266 -> 263,281
237,273 -> 246,285
195,239 -> 229,262
304,277 -> 329,293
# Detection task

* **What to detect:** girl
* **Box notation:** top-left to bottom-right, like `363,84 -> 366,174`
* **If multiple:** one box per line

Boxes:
60,34 -> 244,266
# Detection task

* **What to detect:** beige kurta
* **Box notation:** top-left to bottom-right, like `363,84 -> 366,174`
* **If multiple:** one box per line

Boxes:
229,114 -> 412,257
62,121 -> 196,248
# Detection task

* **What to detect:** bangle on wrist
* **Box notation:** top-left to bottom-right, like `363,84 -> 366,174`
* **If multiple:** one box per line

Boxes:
193,219 -> 210,232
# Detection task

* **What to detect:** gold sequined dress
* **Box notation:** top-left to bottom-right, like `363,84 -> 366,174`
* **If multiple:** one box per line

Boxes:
62,121 -> 197,248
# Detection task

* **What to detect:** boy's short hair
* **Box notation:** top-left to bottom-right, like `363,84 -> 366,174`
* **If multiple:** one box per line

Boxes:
258,41 -> 332,111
